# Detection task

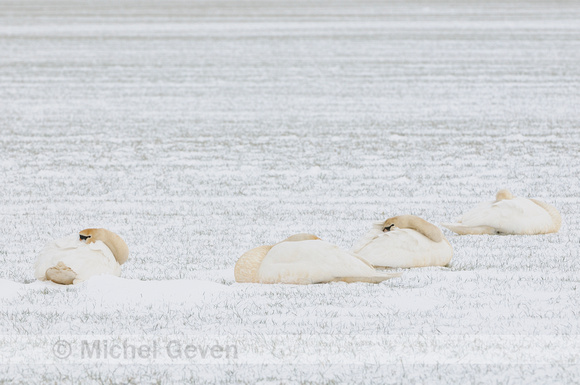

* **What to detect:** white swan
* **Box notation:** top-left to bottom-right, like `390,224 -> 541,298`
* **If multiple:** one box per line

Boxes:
441,189 -> 562,235
34,228 -> 129,285
352,215 -> 453,268
234,233 -> 402,284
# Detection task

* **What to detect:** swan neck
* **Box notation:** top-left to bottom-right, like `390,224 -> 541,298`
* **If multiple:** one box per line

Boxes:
234,245 -> 273,283
405,216 -> 444,243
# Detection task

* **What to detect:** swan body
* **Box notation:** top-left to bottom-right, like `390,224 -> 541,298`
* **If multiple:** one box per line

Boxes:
441,189 -> 561,235
34,228 -> 129,285
234,233 -> 401,284
352,215 -> 453,268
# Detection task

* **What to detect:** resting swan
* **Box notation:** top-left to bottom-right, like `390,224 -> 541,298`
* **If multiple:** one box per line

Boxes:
441,189 -> 561,235
34,228 -> 129,285
352,215 -> 453,268
234,233 -> 402,284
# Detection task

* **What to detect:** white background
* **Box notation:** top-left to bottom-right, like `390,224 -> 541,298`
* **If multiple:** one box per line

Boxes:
1,0 -> 579,383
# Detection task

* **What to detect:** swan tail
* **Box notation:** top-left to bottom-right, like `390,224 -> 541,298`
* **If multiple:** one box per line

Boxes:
334,271 -> 402,284
441,223 -> 497,235
45,262 -> 77,285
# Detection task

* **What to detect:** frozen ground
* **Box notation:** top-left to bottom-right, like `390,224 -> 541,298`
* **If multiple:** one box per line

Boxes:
1,0 -> 580,383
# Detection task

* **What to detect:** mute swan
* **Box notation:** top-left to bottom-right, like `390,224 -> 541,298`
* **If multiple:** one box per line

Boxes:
34,228 -> 129,285
441,189 -> 561,235
234,233 -> 402,284
352,215 -> 453,268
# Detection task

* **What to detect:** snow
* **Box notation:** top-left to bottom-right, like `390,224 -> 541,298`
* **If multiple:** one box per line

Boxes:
0,279 -> 24,301
1,0 -> 580,383
84,275 -> 230,306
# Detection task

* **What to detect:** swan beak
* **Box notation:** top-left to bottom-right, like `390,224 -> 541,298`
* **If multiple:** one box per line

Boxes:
79,234 -> 90,241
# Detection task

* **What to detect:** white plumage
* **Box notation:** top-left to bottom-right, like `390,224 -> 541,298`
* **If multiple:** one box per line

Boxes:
352,218 -> 453,268
235,234 -> 401,284
34,228 -> 128,285
442,189 -> 561,235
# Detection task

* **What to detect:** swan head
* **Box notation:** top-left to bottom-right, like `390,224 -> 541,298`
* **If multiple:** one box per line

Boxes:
382,219 -> 397,233
79,228 -> 129,265
382,216 -> 414,232
280,233 -> 321,243
496,189 -> 513,201
381,215 -> 444,243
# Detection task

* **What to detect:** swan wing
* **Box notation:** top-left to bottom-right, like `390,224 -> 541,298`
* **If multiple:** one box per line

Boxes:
258,240 -> 399,284
351,222 -> 384,253
355,229 -> 452,268
34,234 -> 120,282
459,197 -> 552,234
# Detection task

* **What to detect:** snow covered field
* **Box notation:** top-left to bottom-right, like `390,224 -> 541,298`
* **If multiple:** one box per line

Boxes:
1,0 -> 580,383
